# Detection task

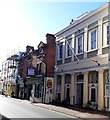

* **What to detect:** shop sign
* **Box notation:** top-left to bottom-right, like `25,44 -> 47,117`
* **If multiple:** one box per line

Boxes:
46,79 -> 52,88
27,67 -> 35,76
26,77 -> 43,84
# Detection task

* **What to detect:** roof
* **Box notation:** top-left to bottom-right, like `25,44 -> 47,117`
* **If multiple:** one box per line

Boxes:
55,2 -> 108,37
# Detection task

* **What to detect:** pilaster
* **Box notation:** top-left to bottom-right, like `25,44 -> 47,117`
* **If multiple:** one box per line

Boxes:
70,73 -> 75,105
61,74 -> 65,102
98,70 -> 104,109
53,75 -> 57,100
98,19 -> 102,55
83,72 -> 89,104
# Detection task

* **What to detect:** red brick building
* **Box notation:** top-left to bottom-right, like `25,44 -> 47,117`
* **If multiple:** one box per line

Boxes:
17,33 -> 56,103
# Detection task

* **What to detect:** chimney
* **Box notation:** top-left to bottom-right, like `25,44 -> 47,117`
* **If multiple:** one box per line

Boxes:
46,33 -> 56,45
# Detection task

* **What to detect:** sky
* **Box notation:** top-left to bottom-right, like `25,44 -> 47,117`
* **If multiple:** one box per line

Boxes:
0,0 -> 108,69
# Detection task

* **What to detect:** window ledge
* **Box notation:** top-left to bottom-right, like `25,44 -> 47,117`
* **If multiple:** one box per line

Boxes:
102,45 -> 109,48
87,48 -> 98,53
76,52 -> 83,56
65,56 -> 71,59
57,59 -> 63,61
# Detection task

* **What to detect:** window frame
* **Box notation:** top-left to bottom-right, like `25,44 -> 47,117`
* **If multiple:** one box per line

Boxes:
65,39 -> 72,58
76,34 -> 83,55
102,22 -> 109,47
88,28 -> 97,51
57,43 -> 63,60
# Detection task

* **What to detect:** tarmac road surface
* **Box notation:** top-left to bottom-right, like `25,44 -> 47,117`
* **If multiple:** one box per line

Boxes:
0,95 -> 76,119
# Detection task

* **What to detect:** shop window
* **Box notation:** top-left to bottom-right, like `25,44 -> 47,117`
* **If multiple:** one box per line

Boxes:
34,84 -> 42,98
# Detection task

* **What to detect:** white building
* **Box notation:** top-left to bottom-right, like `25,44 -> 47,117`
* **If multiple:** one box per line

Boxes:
54,2 -> 109,111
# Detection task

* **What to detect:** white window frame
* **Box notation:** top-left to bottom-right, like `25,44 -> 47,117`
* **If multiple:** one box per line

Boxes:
57,43 -> 63,60
76,34 -> 83,55
88,28 -> 97,51
65,39 -> 72,58
103,22 -> 109,47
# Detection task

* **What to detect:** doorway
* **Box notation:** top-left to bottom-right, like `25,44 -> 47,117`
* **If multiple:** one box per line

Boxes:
89,84 -> 98,105
66,87 -> 70,98
76,83 -> 83,105
76,74 -> 84,106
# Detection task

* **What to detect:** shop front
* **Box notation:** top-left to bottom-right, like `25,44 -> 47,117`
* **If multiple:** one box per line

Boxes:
26,76 -> 44,102
29,76 -> 53,103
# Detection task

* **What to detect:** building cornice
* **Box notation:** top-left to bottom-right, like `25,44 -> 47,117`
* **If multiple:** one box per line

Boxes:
55,2 -> 108,37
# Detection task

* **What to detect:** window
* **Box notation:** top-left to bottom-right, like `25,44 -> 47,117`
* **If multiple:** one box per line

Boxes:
107,26 -> 109,45
91,30 -> 96,49
77,75 -> 84,83
76,35 -> 83,54
57,75 -> 62,85
104,70 -> 109,96
65,74 -> 71,84
88,29 -> 97,50
89,71 -> 98,83
58,44 -> 63,60
34,84 -> 42,98
103,23 -> 109,46
78,36 -> 83,53
66,40 -> 72,57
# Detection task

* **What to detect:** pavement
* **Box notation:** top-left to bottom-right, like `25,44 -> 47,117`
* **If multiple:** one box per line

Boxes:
7,97 -> 109,119
32,103 -> 109,119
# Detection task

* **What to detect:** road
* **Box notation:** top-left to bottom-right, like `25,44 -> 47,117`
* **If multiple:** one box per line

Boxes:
0,95 -> 76,119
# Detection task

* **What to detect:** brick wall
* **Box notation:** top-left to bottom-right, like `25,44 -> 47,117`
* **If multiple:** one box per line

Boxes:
44,33 -> 56,77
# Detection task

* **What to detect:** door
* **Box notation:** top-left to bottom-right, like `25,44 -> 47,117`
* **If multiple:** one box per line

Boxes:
89,84 -> 98,105
76,83 -> 83,105
66,87 -> 70,98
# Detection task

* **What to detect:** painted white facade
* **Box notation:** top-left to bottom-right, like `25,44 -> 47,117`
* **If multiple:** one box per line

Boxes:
54,2 -> 109,111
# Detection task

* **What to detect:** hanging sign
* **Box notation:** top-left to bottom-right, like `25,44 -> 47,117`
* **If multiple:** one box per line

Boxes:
46,79 -> 52,88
